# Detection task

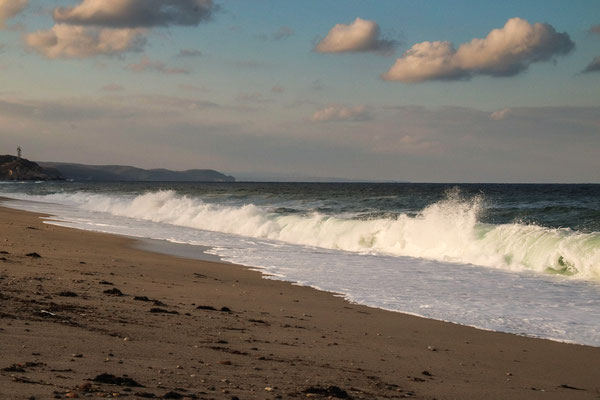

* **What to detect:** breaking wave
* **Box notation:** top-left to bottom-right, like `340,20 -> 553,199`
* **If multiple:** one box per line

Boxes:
16,190 -> 600,280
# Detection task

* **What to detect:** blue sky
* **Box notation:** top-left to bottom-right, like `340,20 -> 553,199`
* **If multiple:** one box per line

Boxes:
1,0 -> 599,182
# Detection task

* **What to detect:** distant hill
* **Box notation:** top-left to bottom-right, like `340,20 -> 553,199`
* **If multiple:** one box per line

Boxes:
0,155 -> 64,181
38,162 -> 235,182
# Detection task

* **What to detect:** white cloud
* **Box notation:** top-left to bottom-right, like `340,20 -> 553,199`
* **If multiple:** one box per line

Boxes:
311,105 -> 371,122
53,0 -> 214,28
383,18 -> 574,82
315,18 -> 395,54
490,108 -> 512,120
25,24 -> 145,59
24,0 -> 215,59
127,56 -> 190,74
0,0 -> 27,28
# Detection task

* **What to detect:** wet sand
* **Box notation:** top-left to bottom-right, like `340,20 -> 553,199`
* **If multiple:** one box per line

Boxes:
1,205 -> 599,400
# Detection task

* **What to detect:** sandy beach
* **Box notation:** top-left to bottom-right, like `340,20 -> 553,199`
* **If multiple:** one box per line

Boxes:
1,204 -> 599,400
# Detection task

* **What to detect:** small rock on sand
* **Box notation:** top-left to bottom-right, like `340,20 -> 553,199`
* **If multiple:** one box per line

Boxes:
149,308 -> 179,314
304,386 -> 349,399
58,291 -> 78,297
92,373 -> 143,387
103,288 -> 124,296
196,305 -> 217,311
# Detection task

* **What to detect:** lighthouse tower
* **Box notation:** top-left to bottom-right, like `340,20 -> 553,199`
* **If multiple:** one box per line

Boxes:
17,146 -> 22,159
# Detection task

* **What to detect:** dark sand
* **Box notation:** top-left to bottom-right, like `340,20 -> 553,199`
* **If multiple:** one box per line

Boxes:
1,205 -> 599,399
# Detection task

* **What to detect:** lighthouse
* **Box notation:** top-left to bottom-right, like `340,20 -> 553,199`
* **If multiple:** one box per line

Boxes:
17,146 -> 22,159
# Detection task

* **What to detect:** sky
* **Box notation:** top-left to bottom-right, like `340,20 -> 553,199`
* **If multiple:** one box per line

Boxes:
0,0 -> 599,182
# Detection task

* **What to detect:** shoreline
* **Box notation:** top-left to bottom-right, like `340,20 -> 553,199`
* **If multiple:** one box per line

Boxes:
1,205 -> 600,399
3,194 -> 600,348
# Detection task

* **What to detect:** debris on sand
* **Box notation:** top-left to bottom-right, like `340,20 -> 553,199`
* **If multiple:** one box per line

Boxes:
58,291 -> 78,297
196,305 -> 217,311
2,364 -> 26,372
149,308 -> 179,315
304,386 -> 351,399
36,310 -> 57,318
92,373 -> 143,387
559,384 -> 585,391
163,391 -> 185,399
248,319 -> 269,325
133,392 -> 157,398
26,252 -> 42,258
195,305 -> 233,313
103,288 -> 124,296
134,296 -> 167,306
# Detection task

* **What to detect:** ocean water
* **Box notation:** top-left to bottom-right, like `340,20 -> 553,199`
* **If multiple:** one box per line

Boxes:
1,182 -> 599,346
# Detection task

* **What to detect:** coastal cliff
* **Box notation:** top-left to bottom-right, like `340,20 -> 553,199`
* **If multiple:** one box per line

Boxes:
39,162 -> 235,182
0,155 -> 63,181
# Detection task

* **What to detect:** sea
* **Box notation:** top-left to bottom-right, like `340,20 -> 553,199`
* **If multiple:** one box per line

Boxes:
1,182 -> 599,346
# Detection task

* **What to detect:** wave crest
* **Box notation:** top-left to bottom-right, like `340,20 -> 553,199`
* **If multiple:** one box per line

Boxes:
20,189 -> 600,280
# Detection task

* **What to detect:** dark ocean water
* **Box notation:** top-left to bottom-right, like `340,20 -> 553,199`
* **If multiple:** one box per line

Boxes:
6,181 -> 599,230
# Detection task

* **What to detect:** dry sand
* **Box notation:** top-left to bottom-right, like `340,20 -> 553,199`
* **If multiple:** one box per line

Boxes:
1,205 -> 599,400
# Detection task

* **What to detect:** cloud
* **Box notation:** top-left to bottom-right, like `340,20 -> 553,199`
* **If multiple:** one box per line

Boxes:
311,105 -> 371,122
315,18 -> 395,54
582,56 -> 600,73
0,95 -> 220,124
584,26 -> 600,73
25,0 -> 215,58
127,56 -> 190,74
25,24 -> 145,59
382,18 -> 574,82
102,84 -> 125,92
128,94 -> 219,110
0,97 -> 126,122
0,0 -> 27,28
53,0 -> 214,28
177,48 -> 202,57
490,108 -> 512,120
3,93 -> 599,182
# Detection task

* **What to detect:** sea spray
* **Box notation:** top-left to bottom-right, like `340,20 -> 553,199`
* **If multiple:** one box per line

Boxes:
13,188 -> 600,280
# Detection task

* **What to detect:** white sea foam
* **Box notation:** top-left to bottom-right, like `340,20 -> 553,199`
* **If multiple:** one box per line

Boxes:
3,191 -> 600,346
17,189 -> 599,281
